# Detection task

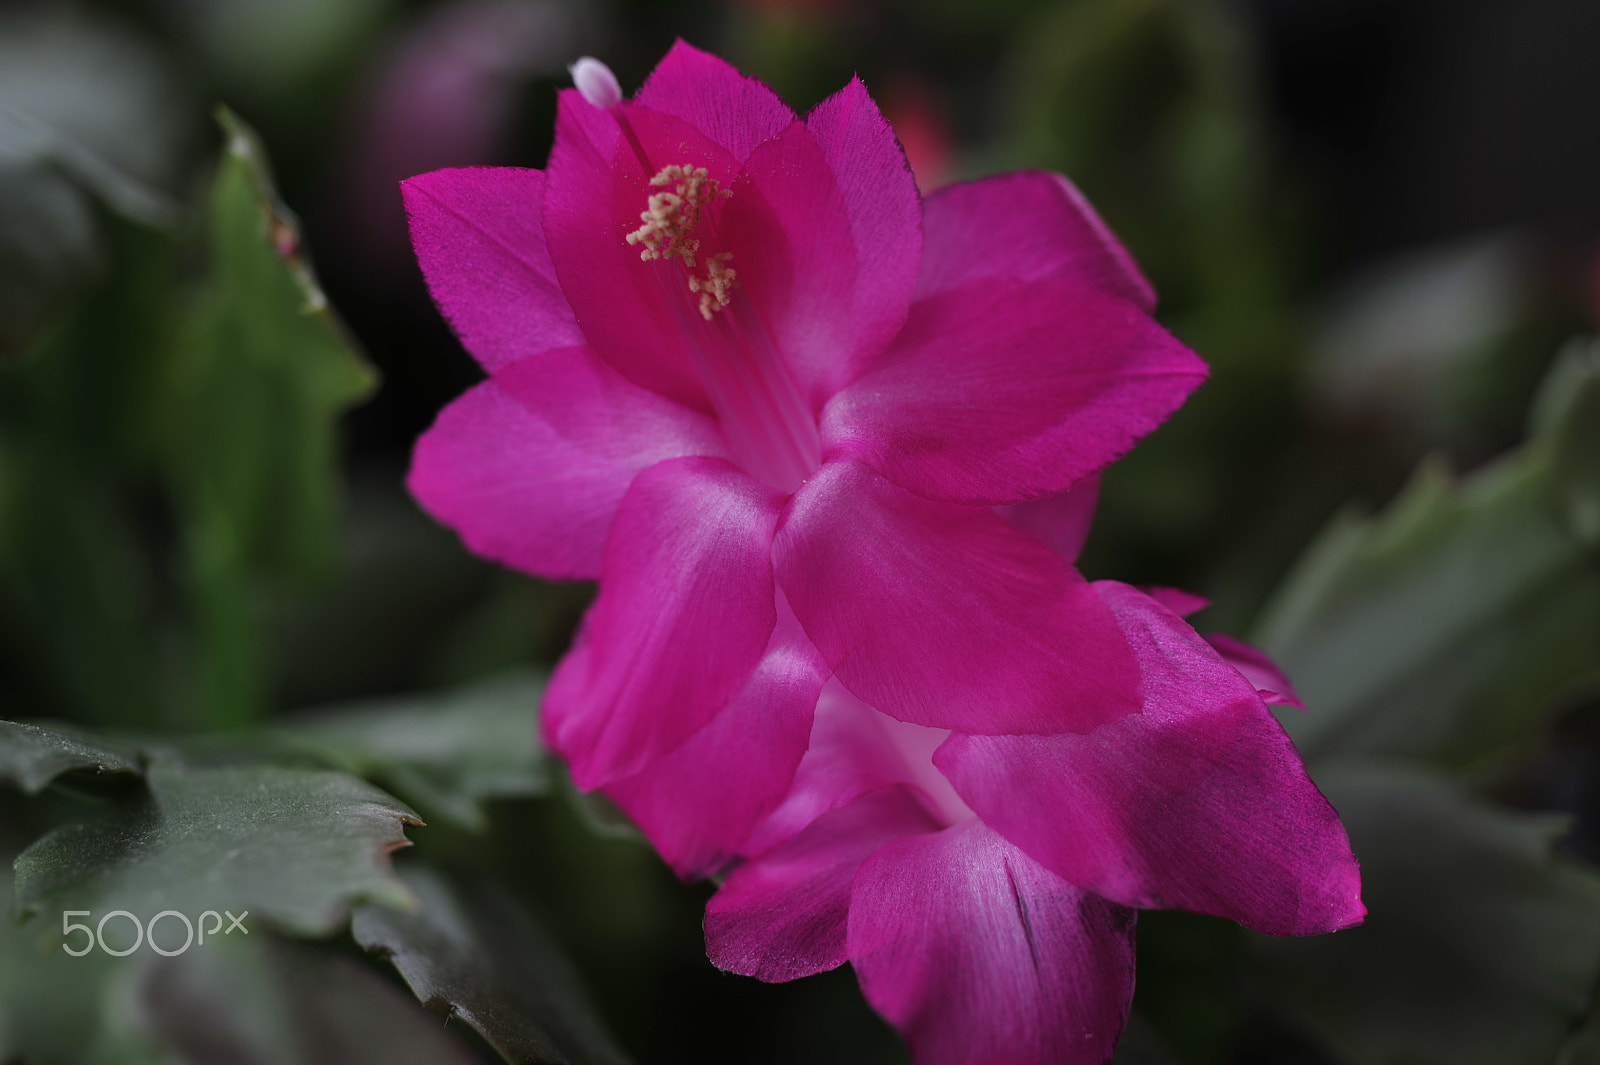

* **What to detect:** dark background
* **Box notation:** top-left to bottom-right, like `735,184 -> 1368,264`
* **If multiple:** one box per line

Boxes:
2,0 -> 1598,1062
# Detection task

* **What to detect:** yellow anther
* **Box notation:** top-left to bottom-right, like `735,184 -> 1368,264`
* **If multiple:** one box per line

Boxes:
625,164 -> 730,268
689,253 -> 738,320
627,164 -> 737,316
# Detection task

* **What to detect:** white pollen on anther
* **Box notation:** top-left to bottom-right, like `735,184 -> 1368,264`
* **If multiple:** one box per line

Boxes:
569,57 -> 622,109
689,252 -> 738,319
626,165 -> 736,310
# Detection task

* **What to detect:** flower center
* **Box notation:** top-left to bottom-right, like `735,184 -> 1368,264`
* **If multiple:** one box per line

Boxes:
626,165 -> 738,321
621,155 -> 820,493
577,64 -> 823,493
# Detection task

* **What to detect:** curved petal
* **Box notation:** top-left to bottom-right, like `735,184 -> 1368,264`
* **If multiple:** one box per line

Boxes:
1144,586 -> 1209,617
705,787 -> 939,983
798,76 -> 922,399
917,170 -> 1156,310
402,167 -> 584,374
937,583 -> 1364,936
822,278 -> 1208,507
719,106 -> 918,414
542,457 -> 783,788
745,679 -> 972,856
408,352 -> 723,579
605,592 -> 829,880
848,821 -> 1137,1065
996,473 -> 1101,564
1205,632 -> 1306,710
773,460 -> 1140,735
541,609 -> 592,750
634,40 -> 795,161
543,92 -> 743,411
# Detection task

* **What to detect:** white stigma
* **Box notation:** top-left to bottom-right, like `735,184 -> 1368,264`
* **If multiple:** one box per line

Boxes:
569,57 -> 622,109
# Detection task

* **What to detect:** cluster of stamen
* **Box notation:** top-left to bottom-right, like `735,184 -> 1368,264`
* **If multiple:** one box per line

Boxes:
689,252 -> 737,320
626,164 -> 738,320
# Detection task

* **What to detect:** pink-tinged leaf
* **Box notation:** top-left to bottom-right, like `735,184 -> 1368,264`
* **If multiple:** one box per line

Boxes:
746,680 -> 972,857
848,821 -> 1137,1065
403,167 -> 585,374
1207,632 -> 1306,709
1143,586 -> 1210,617
996,474 -> 1101,564
543,94 -> 744,412
774,460 -> 1141,735
938,583 -> 1364,936
541,457 -> 783,788
635,40 -> 795,161
408,353 -> 724,579
605,593 -> 828,880
706,787 -> 939,983
917,170 -> 1155,311
823,278 -> 1208,507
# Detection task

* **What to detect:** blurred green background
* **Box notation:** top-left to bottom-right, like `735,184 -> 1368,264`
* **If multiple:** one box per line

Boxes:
2,1 -> 1599,1063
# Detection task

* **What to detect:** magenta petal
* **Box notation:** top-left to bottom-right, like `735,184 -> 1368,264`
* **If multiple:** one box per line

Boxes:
722,105 -> 918,411
402,167 -> 585,374
408,347 -> 724,579
719,121 -> 861,411
1144,586 -> 1210,617
917,170 -> 1155,311
605,593 -> 829,880
823,278 -> 1209,506
635,40 -> 795,161
1207,632 -> 1307,710
541,612 -> 593,762
800,77 -> 922,397
542,457 -> 784,788
848,821 -> 1137,1065
774,460 -> 1141,735
706,787 -> 940,983
938,583 -> 1365,936
996,473 -> 1101,564
746,680 -> 972,856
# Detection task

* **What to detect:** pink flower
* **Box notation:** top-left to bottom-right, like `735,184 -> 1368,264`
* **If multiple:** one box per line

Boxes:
403,45 -> 1362,1061
404,42 -> 1206,875
706,581 -> 1364,1065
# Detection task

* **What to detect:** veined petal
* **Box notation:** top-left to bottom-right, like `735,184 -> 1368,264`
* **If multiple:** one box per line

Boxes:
605,592 -> 828,880
822,278 -> 1208,507
773,460 -> 1140,735
848,821 -> 1137,1065
996,473 -> 1101,564
402,167 -> 584,374
745,679 -> 972,857
705,787 -> 940,983
542,457 -> 783,788
408,351 -> 723,579
937,582 -> 1364,936
635,40 -> 795,161
1206,632 -> 1306,710
799,76 -> 922,399
918,170 -> 1155,310
723,107 -> 917,412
